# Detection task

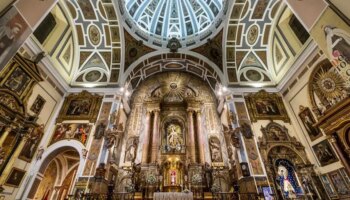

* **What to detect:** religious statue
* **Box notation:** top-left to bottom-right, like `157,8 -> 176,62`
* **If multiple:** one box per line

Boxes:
240,123 -> 253,139
204,162 -> 213,189
36,146 -> 44,160
105,126 -> 122,149
277,165 -> 297,199
94,123 -> 106,139
209,137 -> 222,162
125,137 -> 138,162
167,124 -> 183,150
170,170 -> 176,185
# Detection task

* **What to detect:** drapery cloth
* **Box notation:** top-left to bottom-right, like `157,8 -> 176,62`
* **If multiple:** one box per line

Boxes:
154,192 -> 193,200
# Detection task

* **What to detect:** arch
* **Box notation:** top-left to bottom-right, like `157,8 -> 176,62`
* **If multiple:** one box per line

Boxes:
121,50 -> 225,91
266,145 -> 308,166
21,140 -> 85,199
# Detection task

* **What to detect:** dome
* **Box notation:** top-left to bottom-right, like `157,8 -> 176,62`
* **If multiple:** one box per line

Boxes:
122,0 -> 225,47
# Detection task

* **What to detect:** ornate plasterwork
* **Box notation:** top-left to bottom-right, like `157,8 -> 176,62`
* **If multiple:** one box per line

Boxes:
117,0 -> 230,49
124,53 -> 223,92
258,122 -> 311,167
224,0 -> 280,86
66,0 -> 122,86
131,72 -> 215,104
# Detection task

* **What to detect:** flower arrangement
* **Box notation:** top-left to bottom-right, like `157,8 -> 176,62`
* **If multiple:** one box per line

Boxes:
125,183 -> 135,192
146,174 -> 157,185
211,183 -> 221,193
182,189 -> 190,193
191,173 -> 202,184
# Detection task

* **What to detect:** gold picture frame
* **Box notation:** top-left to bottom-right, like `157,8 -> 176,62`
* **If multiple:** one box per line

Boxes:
245,90 -> 290,123
56,90 -> 102,123
4,167 -> 26,187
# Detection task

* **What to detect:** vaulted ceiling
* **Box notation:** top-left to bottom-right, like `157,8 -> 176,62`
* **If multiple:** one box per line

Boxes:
33,0 -> 310,90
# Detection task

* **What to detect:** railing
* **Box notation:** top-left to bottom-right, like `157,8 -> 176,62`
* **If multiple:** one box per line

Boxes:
68,192 -> 134,200
212,192 -> 239,200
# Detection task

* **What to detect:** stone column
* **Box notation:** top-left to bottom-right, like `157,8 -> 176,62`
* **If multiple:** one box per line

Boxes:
151,109 -> 160,163
187,109 -> 196,163
141,110 -> 152,164
196,110 -> 205,164
0,126 -> 13,146
329,135 -> 350,175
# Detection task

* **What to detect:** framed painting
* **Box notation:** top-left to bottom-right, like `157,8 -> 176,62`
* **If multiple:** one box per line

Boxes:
4,167 -> 26,187
298,106 -> 322,141
30,95 -> 46,115
0,7 -> 31,71
18,125 -> 44,162
339,168 -> 350,187
312,140 -> 338,166
56,90 -> 102,123
49,123 -> 91,146
320,174 -> 338,199
3,67 -> 31,96
244,90 -> 290,122
329,170 -> 350,196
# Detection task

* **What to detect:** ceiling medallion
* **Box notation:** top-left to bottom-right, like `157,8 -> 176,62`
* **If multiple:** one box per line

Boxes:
315,70 -> 344,99
170,82 -> 178,90
167,37 -> 182,53
88,25 -> 101,46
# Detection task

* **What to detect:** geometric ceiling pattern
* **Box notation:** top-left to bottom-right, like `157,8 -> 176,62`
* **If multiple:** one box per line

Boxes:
124,53 -> 222,91
225,0 -> 281,87
118,0 -> 230,49
51,0 -> 293,89
66,0 -> 122,87
124,0 -> 223,40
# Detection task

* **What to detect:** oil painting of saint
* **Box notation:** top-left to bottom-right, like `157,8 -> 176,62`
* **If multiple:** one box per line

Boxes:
0,7 -> 31,71
299,106 -> 322,141
50,123 -> 91,145
4,67 -> 30,96
66,99 -> 92,116
312,140 -> 338,166
255,99 -> 280,115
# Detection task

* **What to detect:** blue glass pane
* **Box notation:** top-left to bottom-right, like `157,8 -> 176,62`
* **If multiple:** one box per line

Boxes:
124,0 -> 223,39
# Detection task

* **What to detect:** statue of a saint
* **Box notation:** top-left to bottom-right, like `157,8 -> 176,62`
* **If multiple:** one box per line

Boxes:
167,124 -> 182,148
277,166 -> 297,198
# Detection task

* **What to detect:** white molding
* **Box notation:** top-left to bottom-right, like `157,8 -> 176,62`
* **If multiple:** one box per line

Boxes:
25,37 -> 70,92
276,40 -> 318,92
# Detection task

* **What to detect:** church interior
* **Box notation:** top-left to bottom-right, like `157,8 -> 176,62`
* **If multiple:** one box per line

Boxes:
0,0 -> 350,199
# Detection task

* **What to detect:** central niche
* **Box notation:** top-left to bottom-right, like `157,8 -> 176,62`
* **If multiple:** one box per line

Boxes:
162,118 -> 185,154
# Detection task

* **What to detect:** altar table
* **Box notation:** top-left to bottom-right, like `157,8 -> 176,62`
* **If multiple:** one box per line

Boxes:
154,192 -> 193,200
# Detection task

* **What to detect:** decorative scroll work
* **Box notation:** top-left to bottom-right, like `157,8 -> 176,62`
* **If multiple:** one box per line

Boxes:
0,91 -> 24,114
259,122 -> 310,166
